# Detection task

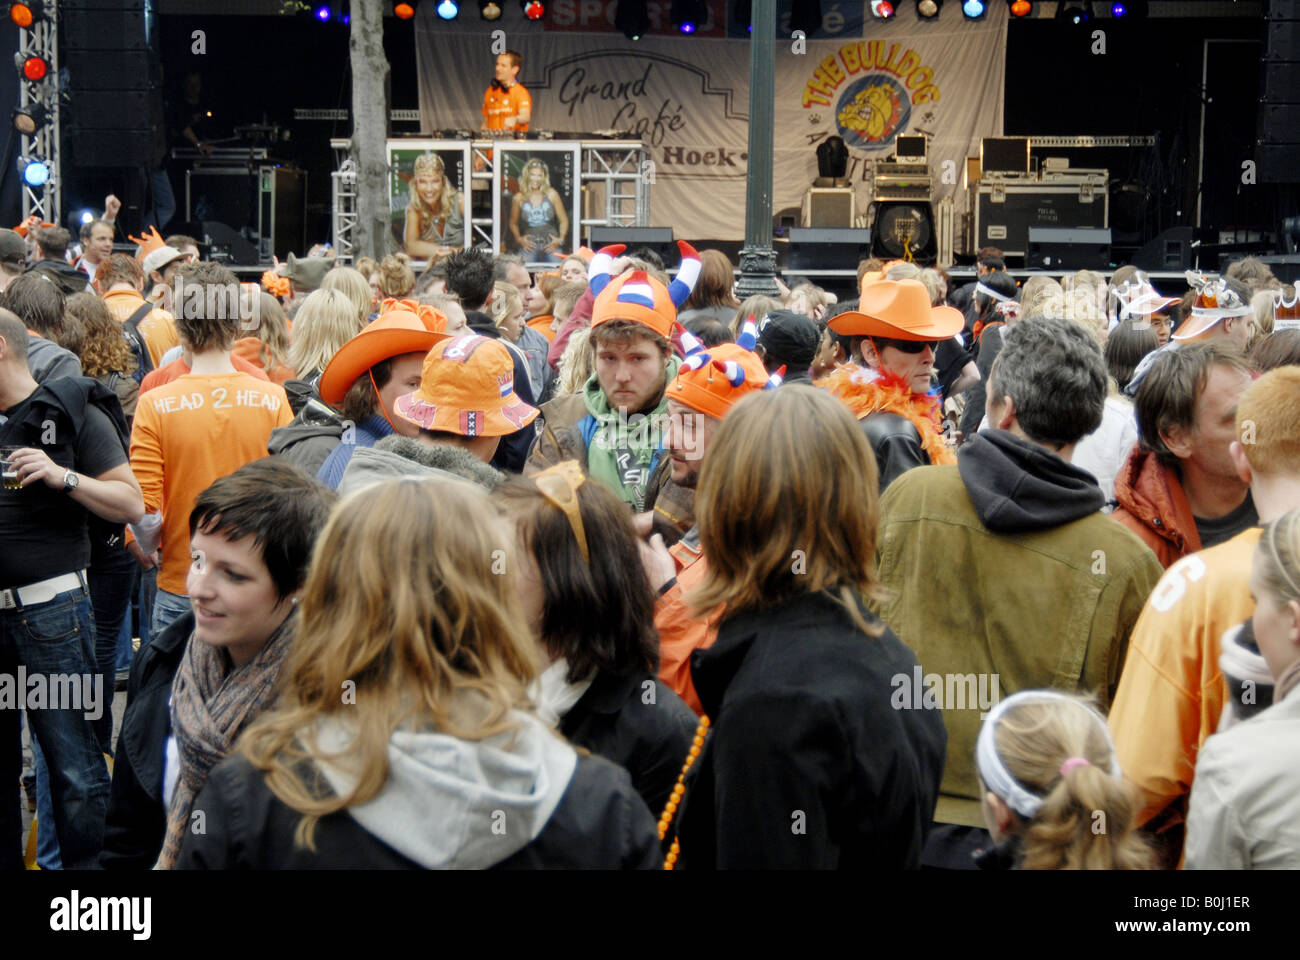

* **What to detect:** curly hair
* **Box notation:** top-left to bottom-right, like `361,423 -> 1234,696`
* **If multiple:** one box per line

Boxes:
66,292 -> 135,378
376,254 -> 416,299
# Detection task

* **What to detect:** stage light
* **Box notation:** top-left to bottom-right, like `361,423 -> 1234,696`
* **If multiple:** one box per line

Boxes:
1057,0 -> 1089,22
917,0 -> 941,18
870,0 -> 896,19
1113,0 -> 1145,15
616,0 -> 649,39
479,0 -> 501,18
14,52 -> 47,82
313,4 -> 332,20
961,0 -> 985,18
1008,0 -> 1032,15
17,156 -> 48,187
521,0 -> 544,18
671,0 -> 707,32
394,1 -> 415,17
437,0 -> 459,16
78,210 -> 94,226
11,102 -> 47,135
790,0 -> 822,35
8,2 -> 45,28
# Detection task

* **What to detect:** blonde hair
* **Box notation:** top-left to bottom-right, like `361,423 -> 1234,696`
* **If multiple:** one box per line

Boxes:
991,694 -> 1155,870
288,288 -> 368,380
254,292 -> 293,374
1020,276 -> 1065,321
689,386 -> 885,633
409,152 -> 459,222
1251,289 -> 1277,343
1257,507 -> 1300,610
554,326 -> 596,397
321,266 -> 375,326
1236,365 -> 1300,476
489,280 -> 523,329
1064,270 -> 1106,315
786,281 -> 834,318
731,294 -> 781,338
237,479 -> 542,850
376,254 -> 416,299
354,256 -> 378,281
550,280 -> 586,323
917,268 -> 944,306
520,158 -> 552,192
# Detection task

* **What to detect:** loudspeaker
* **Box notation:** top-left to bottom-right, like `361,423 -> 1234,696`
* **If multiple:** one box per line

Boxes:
1027,227 -> 1111,269
1131,226 -> 1210,271
787,227 -> 871,270
870,202 -> 936,263
199,221 -> 261,266
588,227 -> 677,268
1257,0 -> 1300,183
802,187 -> 855,229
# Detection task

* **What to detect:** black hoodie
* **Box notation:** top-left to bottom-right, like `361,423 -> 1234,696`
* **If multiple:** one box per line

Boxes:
957,429 -> 1104,534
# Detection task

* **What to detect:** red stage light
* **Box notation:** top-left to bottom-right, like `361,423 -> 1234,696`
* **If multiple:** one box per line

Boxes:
394,2 -> 415,17
1009,0 -> 1032,15
523,0 -> 544,19
21,55 -> 46,81
9,4 -> 34,28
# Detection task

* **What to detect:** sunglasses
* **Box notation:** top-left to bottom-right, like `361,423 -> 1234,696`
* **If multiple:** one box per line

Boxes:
871,336 -> 935,355
534,460 -> 590,565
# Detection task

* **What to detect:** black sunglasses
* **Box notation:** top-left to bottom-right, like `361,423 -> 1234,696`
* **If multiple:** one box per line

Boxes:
871,336 -> 935,355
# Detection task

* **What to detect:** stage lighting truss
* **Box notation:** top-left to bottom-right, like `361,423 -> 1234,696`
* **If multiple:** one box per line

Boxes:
870,0 -> 896,19
917,0 -> 941,19
961,0 -> 985,19
616,0 -> 649,39
13,0 -> 57,224
521,0 -> 545,19
671,0 -> 707,32
1007,0 -> 1032,16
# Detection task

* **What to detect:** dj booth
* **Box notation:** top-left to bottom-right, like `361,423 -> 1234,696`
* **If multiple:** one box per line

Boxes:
329,135 -> 652,268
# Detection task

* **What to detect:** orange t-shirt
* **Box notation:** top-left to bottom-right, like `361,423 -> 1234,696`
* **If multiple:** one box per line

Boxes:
130,372 -> 293,594
655,551 -> 722,717
140,353 -> 269,395
526,314 -> 557,344
101,289 -> 180,368
482,82 -> 531,132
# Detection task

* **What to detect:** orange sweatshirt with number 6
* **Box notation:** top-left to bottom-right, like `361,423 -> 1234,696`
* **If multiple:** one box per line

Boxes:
129,372 -> 292,595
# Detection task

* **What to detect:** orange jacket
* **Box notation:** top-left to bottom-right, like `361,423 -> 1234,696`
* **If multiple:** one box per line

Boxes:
1108,527 -> 1262,849
1111,446 -> 1201,568
655,535 -> 719,716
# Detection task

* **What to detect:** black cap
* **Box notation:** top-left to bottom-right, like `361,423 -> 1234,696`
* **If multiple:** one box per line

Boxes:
757,309 -> 820,371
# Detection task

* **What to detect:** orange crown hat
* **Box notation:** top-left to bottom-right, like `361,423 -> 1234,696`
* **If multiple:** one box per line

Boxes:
13,214 -> 54,239
668,319 -> 785,418
1172,270 -> 1254,341
829,277 -> 964,341
318,298 -> 450,406
588,241 -> 702,339
130,225 -> 186,277
394,333 -> 539,438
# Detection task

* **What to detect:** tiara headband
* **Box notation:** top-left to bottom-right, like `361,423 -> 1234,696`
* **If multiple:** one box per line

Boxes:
975,690 -> 1122,820
975,281 -> 1012,303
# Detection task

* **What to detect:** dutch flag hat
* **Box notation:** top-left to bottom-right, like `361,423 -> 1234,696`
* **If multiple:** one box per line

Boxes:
669,317 -> 786,419
589,241 -> 703,340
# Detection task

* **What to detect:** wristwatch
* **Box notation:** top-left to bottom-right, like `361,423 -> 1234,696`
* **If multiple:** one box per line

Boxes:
62,469 -> 79,493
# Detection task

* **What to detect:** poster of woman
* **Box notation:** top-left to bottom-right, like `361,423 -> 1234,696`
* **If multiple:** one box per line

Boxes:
388,143 -> 470,260
494,144 -> 580,267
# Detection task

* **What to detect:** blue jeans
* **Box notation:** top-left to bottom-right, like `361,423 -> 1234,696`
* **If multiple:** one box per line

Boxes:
88,548 -> 135,755
32,739 -> 62,869
0,583 -> 110,870
134,566 -> 157,653
150,589 -> 191,641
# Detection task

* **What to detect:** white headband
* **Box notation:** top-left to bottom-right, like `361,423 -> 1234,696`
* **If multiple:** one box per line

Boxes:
975,690 -> 1122,820
975,281 -> 1012,303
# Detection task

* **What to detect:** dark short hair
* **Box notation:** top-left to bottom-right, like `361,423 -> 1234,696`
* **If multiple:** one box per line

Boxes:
1104,318 -> 1159,391
628,246 -> 665,272
34,225 -> 70,259
1249,329 -> 1300,373
1135,342 -> 1253,469
443,248 -> 495,310
172,260 -> 241,353
164,234 -> 199,252
341,356 -> 392,424
502,49 -> 523,70
189,458 -> 337,600
824,298 -> 858,363
80,219 -> 112,244
498,474 -> 658,680
1,270 -> 65,336
414,259 -> 449,295
683,316 -> 733,347
988,315 -> 1108,447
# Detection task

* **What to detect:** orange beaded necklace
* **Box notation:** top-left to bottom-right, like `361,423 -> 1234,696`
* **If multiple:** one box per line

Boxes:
658,714 -> 710,870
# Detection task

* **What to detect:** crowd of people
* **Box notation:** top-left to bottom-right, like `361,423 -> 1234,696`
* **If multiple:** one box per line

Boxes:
2,222 -> 1299,871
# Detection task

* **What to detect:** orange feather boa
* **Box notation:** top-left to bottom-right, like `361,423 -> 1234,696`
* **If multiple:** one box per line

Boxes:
820,364 -> 956,467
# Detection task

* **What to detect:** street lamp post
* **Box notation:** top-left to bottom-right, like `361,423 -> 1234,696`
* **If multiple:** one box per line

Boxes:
735,0 -> 779,298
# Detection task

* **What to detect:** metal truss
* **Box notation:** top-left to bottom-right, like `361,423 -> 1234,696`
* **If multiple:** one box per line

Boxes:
17,10 -> 59,224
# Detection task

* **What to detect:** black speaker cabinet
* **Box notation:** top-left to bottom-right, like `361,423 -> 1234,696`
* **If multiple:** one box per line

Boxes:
787,227 -> 871,270
1027,227 -> 1112,270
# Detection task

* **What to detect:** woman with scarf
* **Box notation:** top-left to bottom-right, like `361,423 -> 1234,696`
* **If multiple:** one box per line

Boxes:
821,277 -> 966,491
100,459 -> 336,869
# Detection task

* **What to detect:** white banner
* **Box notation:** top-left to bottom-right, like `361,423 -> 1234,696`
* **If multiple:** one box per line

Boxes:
414,1 -> 1005,241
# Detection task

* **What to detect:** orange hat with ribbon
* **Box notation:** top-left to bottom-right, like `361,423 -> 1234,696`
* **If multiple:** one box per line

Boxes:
319,298 -> 450,406
588,241 -> 702,339
829,277 -> 964,341
394,333 -> 539,438
668,318 -> 785,419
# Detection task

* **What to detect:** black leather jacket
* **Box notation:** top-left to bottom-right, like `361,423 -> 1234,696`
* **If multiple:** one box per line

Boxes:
861,412 -> 929,492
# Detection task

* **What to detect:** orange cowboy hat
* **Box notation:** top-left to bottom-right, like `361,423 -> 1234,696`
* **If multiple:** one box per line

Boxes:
829,277 -> 964,341
394,333 -> 539,438
319,299 -> 450,406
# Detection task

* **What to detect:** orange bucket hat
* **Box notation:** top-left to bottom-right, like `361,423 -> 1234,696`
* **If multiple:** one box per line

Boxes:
319,298 -> 450,406
588,241 -> 702,339
394,333 -> 539,437
829,277 -> 964,341
668,319 -> 784,419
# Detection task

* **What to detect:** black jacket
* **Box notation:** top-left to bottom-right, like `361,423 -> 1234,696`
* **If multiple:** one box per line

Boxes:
29,258 -> 90,297
175,750 -> 661,870
861,412 -> 928,492
100,612 -> 192,869
466,311 -> 539,474
676,591 -> 947,869
560,670 -> 698,820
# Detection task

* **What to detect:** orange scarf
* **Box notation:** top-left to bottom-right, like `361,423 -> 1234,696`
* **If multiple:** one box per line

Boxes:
821,364 -> 956,467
